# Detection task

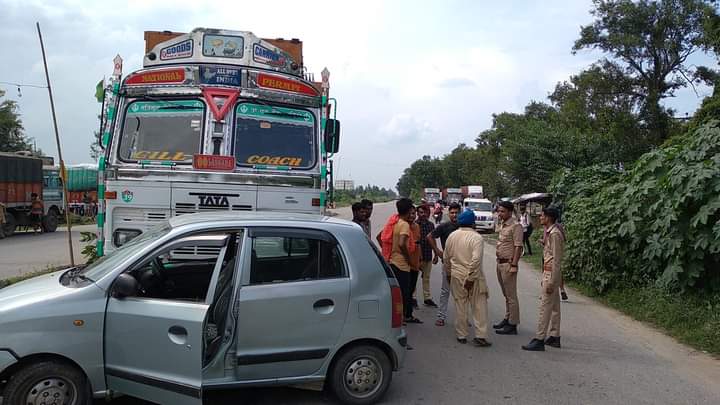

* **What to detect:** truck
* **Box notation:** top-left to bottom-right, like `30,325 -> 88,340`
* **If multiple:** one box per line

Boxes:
443,187 -> 463,205
0,153 -> 62,237
65,165 -> 98,217
95,27 -> 340,255
423,187 -> 441,204
461,185 -> 484,200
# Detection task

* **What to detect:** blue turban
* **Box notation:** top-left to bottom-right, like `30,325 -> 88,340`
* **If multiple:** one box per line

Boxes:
458,209 -> 475,226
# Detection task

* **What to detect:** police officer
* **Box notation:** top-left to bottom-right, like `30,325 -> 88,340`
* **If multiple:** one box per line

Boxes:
493,200 -> 523,335
523,207 -> 564,351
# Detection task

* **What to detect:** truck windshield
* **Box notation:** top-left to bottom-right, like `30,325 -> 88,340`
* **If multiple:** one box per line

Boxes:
467,201 -> 493,211
234,103 -> 315,169
118,99 -> 205,163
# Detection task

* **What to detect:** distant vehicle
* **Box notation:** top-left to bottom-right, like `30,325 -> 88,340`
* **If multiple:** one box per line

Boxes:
464,198 -> 494,232
0,212 -> 406,405
1,153 -> 63,237
442,188 -> 463,205
423,187 -> 441,204
461,185 -> 483,200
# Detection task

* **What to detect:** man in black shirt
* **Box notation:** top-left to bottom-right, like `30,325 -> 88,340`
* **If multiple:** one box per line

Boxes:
426,202 -> 461,326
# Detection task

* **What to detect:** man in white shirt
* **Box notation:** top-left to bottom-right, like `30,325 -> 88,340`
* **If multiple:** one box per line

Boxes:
519,204 -> 533,256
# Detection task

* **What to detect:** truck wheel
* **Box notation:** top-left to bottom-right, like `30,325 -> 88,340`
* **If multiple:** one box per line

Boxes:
43,209 -> 59,233
328,345 -> 392,405
2,212 -> 17,236
2,360 -> 92,405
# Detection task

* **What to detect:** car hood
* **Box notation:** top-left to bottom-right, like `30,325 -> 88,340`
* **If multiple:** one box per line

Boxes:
473,210 -> 493,218
0,270 -> 74,312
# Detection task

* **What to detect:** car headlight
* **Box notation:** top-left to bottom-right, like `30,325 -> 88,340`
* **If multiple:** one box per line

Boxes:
113,229 -> 142,247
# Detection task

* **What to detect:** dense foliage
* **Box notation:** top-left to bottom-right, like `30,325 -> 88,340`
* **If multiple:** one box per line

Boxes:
0,89 -> 34,153
552,122 -> 720,293
333,185 -> 397,207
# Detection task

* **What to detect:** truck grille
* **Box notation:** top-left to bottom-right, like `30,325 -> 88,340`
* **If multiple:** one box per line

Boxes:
173,202 -> 253,215
113,208 -> 169,227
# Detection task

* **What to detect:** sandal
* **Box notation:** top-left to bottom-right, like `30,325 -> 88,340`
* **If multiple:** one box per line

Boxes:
405,317 -> 423,324
435,319 -> 445,326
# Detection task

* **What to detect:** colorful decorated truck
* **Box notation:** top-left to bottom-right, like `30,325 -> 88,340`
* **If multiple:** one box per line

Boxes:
96,28 -> 340,255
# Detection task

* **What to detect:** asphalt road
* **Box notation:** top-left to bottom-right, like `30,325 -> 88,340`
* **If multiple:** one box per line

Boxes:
0,224 -> 92,278
3,203 -> 718,404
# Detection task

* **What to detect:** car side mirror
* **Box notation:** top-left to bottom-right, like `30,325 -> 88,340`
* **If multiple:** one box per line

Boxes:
112,273 -> 139,299
324,119 -> 340,153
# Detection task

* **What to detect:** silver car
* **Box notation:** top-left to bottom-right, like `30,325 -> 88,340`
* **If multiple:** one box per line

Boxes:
0,212 -> 406,405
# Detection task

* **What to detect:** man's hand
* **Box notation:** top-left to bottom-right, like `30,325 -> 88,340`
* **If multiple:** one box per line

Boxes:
464,279 -> 474,291
510,264 -> 518,273
432,255 -> 439,264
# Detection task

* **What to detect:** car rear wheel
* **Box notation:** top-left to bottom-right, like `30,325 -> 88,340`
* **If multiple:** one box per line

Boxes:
2,360 -> 91,405
328,345 -> 392,405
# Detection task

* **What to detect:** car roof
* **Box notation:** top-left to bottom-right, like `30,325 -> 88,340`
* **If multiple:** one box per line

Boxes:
464,198 -> 491,203
168,211 -> 353,229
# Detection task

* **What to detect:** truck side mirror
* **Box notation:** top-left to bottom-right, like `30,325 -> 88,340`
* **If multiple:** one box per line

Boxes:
324,119 -> 340,153
112,273 -> 139,299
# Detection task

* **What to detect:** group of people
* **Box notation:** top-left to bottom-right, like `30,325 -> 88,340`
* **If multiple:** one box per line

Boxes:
371,198 -> 567,352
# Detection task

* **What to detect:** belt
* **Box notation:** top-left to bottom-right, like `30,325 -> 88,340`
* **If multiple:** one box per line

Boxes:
496,258 -> 511,264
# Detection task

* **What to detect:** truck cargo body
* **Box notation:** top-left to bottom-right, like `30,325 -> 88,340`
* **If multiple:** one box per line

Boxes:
461,185 -> 484,199
0,153 -> 61,237
423,187 -> 441,204
443,187 -> 463,204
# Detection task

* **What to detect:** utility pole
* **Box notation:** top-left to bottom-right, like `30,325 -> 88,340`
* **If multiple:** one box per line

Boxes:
37,22 -> 75,267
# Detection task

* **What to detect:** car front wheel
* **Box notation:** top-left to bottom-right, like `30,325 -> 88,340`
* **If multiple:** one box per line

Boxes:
328,345 -> 392,405
2,360 -> 91,405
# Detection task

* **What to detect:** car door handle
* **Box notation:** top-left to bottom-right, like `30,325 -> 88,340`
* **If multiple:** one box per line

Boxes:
168,325 -> 188,346
314,299 -> 334,308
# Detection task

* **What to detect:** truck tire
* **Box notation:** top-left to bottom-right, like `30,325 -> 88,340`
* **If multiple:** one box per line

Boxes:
2,359 -> 92,405
43,208 -> 59,233
2,212 -> 17,237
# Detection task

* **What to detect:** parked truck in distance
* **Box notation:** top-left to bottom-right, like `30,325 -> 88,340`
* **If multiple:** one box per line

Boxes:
443,187 -> 463,205
1,153 -> 63,237
461,185 -> 484,200
423,187 -> 441,204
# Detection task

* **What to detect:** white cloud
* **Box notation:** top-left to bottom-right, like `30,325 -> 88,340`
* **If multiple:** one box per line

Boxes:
378,114 -> 433,144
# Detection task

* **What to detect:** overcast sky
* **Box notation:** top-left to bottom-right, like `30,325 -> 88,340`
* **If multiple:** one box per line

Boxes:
0,0 -> 714,190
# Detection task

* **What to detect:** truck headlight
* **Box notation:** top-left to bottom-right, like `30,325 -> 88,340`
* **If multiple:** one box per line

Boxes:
113,229 -> 142,247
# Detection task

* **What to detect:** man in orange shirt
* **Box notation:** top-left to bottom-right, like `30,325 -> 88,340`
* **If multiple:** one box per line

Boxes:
388,198 -> 422,324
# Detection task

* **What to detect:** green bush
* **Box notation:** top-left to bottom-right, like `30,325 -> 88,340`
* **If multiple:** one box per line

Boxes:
551,121 -> 720,293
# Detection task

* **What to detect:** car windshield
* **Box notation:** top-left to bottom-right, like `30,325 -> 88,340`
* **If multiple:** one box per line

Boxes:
118,99 -> 205,163
234,103 -> 315,169
467,202 -> 493,211
79,223 -> 172,281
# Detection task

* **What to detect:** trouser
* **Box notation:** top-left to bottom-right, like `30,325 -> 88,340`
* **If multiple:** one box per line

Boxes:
496,262 -> 520,325
437,270 -> 451,320
391,265 -> 413,319
413,261 -> 433,300
536,282 -> 561,340
409,270 -> 420,301
523,230 -> 532,255
450,277 -> 488,339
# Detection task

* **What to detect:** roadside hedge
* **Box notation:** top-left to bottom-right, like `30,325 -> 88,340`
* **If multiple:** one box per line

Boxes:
551,121 -> 720,293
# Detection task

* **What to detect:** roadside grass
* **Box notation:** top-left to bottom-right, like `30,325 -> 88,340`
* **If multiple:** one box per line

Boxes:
503,230 -> 720,356
58,213 -> 96,227
0,265 -> 68,289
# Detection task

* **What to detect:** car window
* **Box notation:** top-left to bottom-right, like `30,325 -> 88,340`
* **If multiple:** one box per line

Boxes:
249,236 -> 344,284
129,233 -> 229,302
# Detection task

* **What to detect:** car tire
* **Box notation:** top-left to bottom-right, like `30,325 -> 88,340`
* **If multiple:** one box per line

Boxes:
43,208 -> 59,233
328,345 -> 392,405
2,360 -> 91,405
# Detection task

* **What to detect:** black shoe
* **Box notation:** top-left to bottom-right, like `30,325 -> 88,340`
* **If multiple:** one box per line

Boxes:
424,299 -> 438,308
472,338 -> 492,347
561,291 -> 569,301
545,336 -> 561,348
522,338 -> 545,351
495,324 -> 518,335
456,337 -> 467,344
492,319 -> 509,329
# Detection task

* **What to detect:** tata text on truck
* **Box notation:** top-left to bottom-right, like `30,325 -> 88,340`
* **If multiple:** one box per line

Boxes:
423,188 -> 440,204
96,28 -> 340,255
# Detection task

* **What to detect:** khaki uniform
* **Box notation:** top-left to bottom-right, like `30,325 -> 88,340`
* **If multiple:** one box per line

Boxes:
496,217 -> 523,325
443,228 -> 488,339
536,225 -> 564,340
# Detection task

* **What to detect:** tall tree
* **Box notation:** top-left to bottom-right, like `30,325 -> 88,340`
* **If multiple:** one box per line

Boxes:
574,0 -> 718,141
0,89 -> 33,153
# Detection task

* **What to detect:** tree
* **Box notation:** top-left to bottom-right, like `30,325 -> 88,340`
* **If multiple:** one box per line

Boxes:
574,0 -> 719,142
0,89 -> 33,153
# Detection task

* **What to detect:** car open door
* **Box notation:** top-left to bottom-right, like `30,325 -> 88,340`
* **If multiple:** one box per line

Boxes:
104,233 -> 231,405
